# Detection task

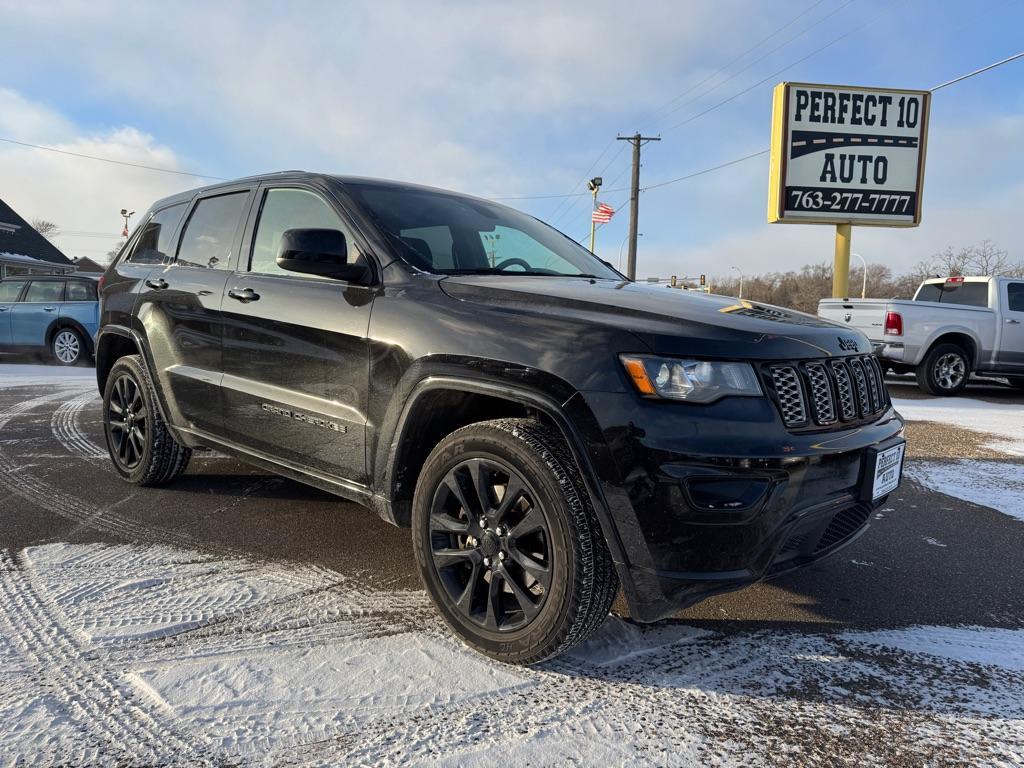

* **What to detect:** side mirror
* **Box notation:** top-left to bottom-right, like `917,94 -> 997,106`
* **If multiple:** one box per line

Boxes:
276,228 -> 370,283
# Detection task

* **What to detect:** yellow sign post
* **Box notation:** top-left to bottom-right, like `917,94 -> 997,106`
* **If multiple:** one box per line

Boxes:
768,82 -> 930,298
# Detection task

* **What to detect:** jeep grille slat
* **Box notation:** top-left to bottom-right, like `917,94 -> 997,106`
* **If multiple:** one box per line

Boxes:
767,355 -> 889,431
768,366 -> 807,427
804,362 -> 836,425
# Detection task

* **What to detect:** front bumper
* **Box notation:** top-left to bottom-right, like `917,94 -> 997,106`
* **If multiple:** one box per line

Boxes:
578,391 -> 905,622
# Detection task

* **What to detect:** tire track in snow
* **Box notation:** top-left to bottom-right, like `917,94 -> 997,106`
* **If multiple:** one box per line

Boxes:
0,551 -> 213,765
50,389 -> 107,461
1,390 -> 428,619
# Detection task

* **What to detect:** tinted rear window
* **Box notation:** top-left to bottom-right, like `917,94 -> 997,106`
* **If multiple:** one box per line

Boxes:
129,202 -> 188,265
1007,283 -> 1024,312
176,192 -> 248,270
914,281 -> 989,307
66,281 -> 97,301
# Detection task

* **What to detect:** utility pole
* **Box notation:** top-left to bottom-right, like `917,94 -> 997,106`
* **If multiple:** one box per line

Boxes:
617,133 -> 660,280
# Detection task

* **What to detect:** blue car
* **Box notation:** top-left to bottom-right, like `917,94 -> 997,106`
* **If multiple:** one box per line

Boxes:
0,275 -> 98,365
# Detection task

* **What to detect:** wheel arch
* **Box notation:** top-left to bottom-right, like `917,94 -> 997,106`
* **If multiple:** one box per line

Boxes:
923,329 -> 981,368
95,326 -> 144,395
45,317 -> 94,356
378,375 -> 634,599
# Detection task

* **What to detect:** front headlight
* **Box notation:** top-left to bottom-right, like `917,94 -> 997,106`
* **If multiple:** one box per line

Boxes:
619,355 -> 762,403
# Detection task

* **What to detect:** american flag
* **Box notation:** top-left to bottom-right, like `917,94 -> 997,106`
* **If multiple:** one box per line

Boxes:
591,202 -> 615,223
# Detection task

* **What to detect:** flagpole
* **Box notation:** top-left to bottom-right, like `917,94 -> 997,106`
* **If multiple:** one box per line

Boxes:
589,184 -> 598,253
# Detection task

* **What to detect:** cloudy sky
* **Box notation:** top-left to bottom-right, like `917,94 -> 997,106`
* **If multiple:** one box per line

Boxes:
1,0 -> 1022,278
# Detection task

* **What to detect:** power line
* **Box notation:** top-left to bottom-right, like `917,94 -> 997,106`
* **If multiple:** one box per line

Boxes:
0,137 -> 226,180
641,149 -> 769,192
931,49 -> 1024,91
651,0 -> 856,128
647,0 -> 831,123
662,2 -> 899,134
542,0 -> 839,221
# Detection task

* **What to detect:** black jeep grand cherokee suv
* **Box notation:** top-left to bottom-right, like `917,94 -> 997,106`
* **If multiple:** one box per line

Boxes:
97,172 -> 905,663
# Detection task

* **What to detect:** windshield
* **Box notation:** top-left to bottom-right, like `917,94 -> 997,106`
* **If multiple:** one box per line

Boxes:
345,182 -> 621,279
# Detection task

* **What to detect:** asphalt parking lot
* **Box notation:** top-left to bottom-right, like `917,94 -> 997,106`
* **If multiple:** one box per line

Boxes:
1,360 -> 1023,766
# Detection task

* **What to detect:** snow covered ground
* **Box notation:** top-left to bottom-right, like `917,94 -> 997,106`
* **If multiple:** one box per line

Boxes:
0,363 -> 95,388
2,368 -> 1024,764
1,541 -> 1022,766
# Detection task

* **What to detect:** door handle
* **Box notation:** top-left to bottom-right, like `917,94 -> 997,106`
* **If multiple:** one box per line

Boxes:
228,287 -> 260,303
0,307 -> 9,312
43,306 -> 57,312
145,278 -> 168,290
1006,318 -> 1021,325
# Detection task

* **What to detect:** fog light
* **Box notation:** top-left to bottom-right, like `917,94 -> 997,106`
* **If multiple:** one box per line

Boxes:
685,477 -> 770,512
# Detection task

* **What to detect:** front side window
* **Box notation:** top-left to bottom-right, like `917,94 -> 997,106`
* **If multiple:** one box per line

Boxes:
1007,283 -> 1024,313
129,203 -> 188,265
0,282 -> 23,301
250,188 -> 351,278
176,192 -> 248,270
346,183 -> 620,279
22,281 -> 65,302
66,281 -> 97,301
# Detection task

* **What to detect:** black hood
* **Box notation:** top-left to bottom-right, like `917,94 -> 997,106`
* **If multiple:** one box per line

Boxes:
439,276 -> 871,360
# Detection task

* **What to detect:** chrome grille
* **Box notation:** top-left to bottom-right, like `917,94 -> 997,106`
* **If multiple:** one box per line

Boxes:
767,355 -> 890,430
805,362 -> 836,424
769,366 -> 807,426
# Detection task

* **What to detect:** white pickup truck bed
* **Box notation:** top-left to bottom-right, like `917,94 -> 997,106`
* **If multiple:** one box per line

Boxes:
819,276 -> 1024,395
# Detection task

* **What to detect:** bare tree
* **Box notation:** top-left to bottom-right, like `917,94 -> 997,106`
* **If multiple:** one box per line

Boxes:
31,219 -> 59,240
911,240 -> 1022,279
106,240 -> 127,262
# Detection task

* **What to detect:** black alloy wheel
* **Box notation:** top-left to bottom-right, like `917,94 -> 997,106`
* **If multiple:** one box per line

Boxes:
428,457 -> 552,632
412,419 -> 618,664
102,354 -> 192,485
107,373 -> 148,470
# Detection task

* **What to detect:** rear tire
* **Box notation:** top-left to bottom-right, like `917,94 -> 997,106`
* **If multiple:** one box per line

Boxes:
102,354 -> 191,485
916,343 -> 970,396
412,418 -> 618,664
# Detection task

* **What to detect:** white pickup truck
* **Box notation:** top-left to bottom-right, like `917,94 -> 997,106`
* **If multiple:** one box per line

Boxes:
818,276 -> 1024,395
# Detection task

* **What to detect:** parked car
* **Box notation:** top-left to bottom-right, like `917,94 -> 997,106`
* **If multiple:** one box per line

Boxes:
96,172 -> 905,663
819,275 -> 1024,395
0,274 -> 98,365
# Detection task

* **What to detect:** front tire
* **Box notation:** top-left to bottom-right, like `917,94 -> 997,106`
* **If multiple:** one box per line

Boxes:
916,343 -> 970,396
412,418 -> 618,664
51,327 -> 84,366
102,355 -> 191,485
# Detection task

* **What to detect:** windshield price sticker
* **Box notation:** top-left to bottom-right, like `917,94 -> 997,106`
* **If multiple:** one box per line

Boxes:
768,82 -> 930,227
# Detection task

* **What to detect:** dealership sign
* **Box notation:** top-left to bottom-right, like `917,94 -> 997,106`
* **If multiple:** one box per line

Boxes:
768,82 -> 930,226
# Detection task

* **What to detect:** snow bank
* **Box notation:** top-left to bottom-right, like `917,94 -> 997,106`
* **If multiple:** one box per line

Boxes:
893,396 -> 1024,456
905,459 -> 1024,524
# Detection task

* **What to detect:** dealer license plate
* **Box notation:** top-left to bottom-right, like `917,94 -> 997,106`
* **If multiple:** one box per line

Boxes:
870,442 -> 905,500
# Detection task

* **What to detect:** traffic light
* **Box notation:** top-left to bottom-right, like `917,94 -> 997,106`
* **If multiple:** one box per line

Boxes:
699,274 -> 706,286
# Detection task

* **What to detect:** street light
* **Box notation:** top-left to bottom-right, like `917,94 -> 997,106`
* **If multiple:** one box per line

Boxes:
619,233 -> 642,273
119,208 -> 135,237
852,252 -> 867,299
731,266 -> 744,299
